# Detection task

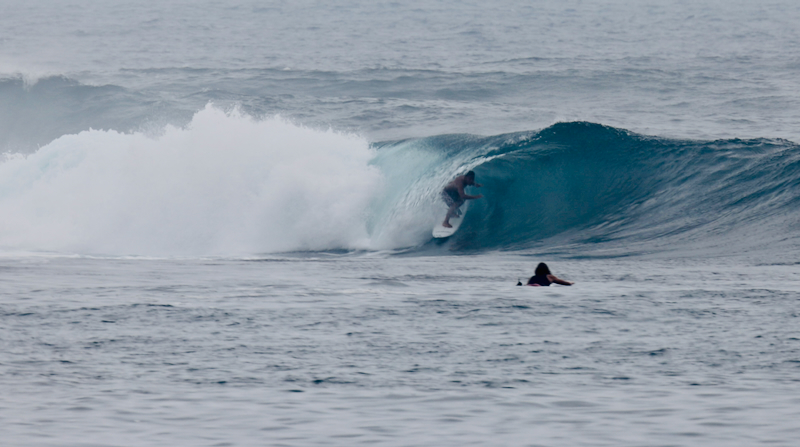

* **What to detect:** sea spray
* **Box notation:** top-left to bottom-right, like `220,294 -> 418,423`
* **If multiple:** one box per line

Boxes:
0,105 -> 382,255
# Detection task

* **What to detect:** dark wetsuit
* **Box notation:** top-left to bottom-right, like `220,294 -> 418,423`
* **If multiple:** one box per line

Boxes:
527,275 -> 551,286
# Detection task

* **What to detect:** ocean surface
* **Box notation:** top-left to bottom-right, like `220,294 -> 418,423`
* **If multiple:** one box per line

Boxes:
1,1 -> 800,446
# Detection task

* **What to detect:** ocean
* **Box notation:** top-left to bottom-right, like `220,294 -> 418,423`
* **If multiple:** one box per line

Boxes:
1,1 -> 800,446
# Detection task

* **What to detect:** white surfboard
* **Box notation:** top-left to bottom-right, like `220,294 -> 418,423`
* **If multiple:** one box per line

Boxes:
432,203 -> 468,238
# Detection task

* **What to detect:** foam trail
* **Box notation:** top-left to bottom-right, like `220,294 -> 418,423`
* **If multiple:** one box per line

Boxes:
0,105 -> 383,256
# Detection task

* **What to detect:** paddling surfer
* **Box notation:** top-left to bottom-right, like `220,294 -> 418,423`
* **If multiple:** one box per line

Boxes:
441,171 -> 482,228
525,262 -> 574,286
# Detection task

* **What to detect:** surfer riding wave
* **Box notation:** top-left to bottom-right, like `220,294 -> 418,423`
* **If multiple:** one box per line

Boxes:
441,171 -> 482,228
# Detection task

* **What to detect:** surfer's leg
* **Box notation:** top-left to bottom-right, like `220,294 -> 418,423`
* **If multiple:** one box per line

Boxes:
441,191 -> 455,227
443,209 -> 454,227
443,200 -> 463,228
442,190 -> 456,207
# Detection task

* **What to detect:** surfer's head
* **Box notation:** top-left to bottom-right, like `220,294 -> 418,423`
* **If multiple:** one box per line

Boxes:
465,170 -> 475,184
535,263 -> 551,276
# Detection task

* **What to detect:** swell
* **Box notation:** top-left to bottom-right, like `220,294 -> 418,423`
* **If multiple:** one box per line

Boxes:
0,76 -> 171,153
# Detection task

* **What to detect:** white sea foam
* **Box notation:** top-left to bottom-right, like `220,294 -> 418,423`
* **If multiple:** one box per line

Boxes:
0,105 -> 384,255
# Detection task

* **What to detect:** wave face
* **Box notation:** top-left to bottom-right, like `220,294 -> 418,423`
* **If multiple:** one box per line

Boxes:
1,112 -> 798,257
371,122 -> 800,257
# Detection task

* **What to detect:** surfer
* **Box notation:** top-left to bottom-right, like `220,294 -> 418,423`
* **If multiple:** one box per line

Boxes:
441,171 -> 482,228
526,263 -> 574,286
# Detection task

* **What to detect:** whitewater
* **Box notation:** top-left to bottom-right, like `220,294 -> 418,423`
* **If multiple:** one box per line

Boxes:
1,1 -> 800,446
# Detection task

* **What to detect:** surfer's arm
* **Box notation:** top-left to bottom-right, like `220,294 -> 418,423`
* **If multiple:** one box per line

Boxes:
458,185 -> 482,200
547,275 -> 573,286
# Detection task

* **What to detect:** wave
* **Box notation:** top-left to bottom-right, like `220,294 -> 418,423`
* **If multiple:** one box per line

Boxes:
370,122 -> 800,256
431,124 -> 800,255
1,105 -> 798,257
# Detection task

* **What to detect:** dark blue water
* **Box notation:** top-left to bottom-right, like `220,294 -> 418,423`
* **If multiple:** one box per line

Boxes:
372,123 -> 800,257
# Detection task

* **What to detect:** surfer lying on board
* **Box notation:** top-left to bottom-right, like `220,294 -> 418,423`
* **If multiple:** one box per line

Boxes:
523,263 -> 574,286
442,170 -> 482,228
